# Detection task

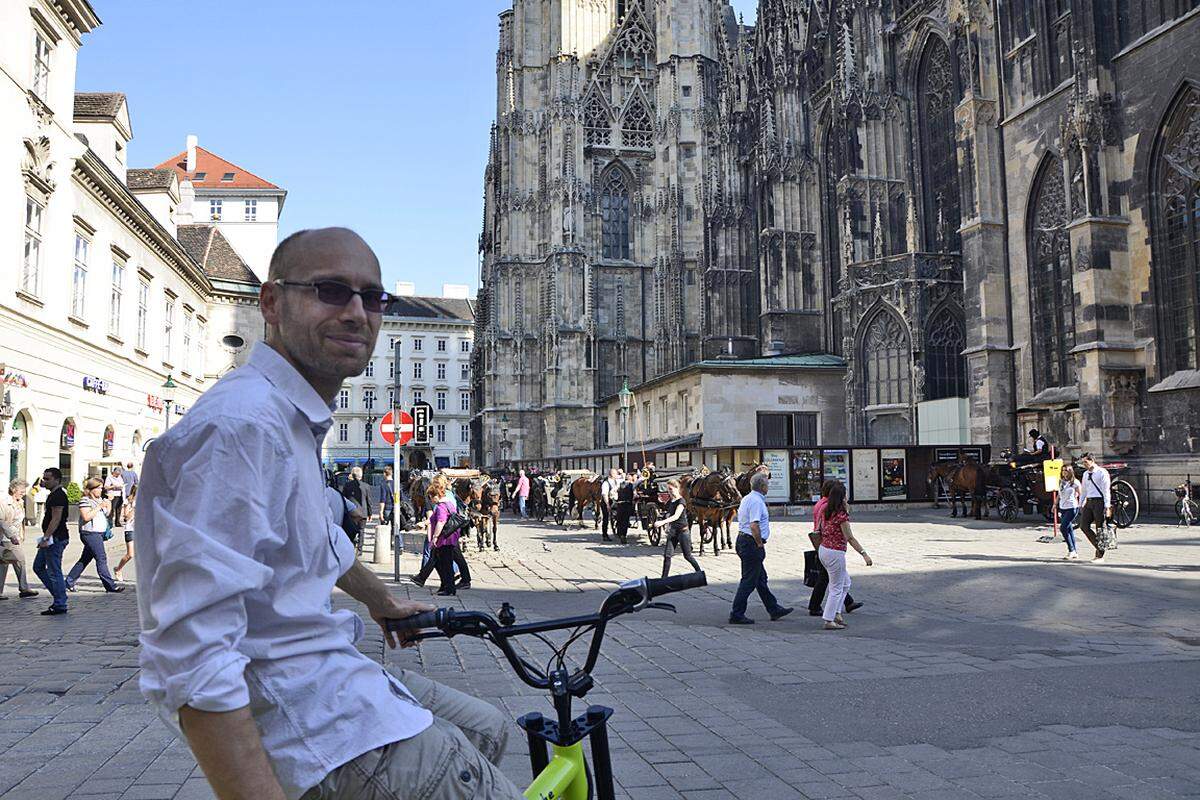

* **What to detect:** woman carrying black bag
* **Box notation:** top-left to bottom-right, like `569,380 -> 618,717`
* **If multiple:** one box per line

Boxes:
807,480 -> 861,616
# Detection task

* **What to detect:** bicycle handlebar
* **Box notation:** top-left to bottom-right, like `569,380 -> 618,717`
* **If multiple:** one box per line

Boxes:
385,572 -> 707,689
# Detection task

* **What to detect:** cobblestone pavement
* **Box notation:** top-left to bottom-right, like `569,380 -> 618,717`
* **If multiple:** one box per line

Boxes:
1,509 -> 1197,799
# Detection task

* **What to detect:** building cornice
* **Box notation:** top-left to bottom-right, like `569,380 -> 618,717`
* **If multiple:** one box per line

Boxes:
73,150 -> 212,297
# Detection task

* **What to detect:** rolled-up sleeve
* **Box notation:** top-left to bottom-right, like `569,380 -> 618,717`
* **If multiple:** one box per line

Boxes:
137,421 -> 291,715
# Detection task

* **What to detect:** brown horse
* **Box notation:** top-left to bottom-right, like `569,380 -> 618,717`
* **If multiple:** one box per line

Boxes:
684,471 -> 739,555
477,480 -> 501,551
408,472 -> 433,520
947,461 -> 996,520
568,475 -> 604,529
927,461 -> 971,516
734,464 -> 771,496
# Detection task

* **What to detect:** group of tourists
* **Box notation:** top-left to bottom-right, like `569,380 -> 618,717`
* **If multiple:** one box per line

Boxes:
0,462 -> 139,614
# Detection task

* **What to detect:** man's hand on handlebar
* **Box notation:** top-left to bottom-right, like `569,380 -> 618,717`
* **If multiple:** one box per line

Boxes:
371,597 -> 436,649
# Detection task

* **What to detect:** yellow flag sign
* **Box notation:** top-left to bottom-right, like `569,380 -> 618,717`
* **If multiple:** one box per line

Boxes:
1043,458 -> 1064,492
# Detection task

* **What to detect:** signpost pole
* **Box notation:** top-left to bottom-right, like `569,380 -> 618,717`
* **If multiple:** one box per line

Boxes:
390,338 -> 403,577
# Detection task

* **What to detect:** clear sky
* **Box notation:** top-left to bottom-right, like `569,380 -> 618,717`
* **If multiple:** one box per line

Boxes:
77,1 -> 759,297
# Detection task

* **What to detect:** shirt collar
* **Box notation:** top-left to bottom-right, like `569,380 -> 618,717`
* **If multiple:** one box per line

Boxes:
247,342 -> 337,429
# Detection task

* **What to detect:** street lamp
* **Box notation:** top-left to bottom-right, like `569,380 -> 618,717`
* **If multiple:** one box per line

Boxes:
618,379 -> 632,471
366,413 -> 377,472
161,374 -> 177,431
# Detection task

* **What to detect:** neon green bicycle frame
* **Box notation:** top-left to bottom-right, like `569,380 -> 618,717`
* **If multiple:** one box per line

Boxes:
524,741 -> 589,800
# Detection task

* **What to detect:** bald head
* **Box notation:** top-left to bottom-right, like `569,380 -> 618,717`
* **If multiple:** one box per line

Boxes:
268,227 -> 380,283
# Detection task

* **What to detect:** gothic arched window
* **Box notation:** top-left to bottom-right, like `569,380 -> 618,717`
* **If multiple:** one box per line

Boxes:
600,168 -> 631,260
917,37 -> 961,253
862,310 -> 911,407
584,89 -> 611,146
924,308 -> 967,399
1152,85 -> 1200,374
1028,154 -> 1075,390
621,92 -> 653,149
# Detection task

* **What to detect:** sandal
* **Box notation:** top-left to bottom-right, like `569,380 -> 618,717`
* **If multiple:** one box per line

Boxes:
823,621 -> 846,631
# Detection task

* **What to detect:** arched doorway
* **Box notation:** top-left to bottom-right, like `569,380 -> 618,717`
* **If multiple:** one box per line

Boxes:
7,411 -> 30,485
59,418 -> 75,484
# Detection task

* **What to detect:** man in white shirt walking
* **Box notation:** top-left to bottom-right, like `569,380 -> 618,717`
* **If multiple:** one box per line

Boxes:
729,472 -> 793,625
136,228 -> 522,799
1077,453 -> 1112,562
600,468 -> 621,542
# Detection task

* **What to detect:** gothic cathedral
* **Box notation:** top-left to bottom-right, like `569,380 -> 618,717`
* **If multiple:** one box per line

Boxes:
472,0 -> 1200,471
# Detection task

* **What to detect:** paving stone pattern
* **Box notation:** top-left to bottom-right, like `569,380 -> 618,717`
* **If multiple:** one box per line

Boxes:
1,510 -> 1197,799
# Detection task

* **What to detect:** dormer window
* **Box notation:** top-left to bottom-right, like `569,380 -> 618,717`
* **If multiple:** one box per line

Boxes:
193,172 -> 207,182
221,172 -> 235,182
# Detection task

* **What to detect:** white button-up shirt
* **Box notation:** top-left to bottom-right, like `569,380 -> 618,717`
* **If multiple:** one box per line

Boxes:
1082,464 -> 1112,508
736,490 -> 772,541
136,342 -> 432,799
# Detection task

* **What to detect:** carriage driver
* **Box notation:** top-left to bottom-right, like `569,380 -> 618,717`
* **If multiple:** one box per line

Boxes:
1015,429 -> 1050,467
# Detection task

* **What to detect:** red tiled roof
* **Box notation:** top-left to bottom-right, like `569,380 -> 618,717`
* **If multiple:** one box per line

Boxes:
154,145 -> 280,190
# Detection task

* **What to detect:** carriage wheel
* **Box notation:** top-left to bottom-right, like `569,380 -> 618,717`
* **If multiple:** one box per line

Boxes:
647,524 -> 662,547
1111,480 -> 1139,529
997,489 -> 1020,523
700,522 -> 715,544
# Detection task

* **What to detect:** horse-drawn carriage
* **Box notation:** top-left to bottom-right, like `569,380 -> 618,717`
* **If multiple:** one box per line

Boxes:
541,469 -> 597,526
630,466 -> 743,553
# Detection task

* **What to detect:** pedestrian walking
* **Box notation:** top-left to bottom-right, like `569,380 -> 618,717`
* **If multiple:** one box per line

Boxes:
1,480 -> 39,599
122,461 -> 139,494
326,484 -> 366,545
600,468 -> 620,541
113,485 -> 138,581
378,465 -> 395,525
655,478 -> 701,579
33,467 -> 70,615
104,466 -> 125,530
1057,465 -> 1082,561
65,477 -> 124,594
514,469 -> 530,518
135,228 -> 520,798
807,481 -> 859,617
729,472 -> 793,625
1077,453 -> 1112,562
410,474 -> 471,589
427,483 -> 466,596
612,472 -> 637,545
342,466 -> 372,519
817,481 -> 871,631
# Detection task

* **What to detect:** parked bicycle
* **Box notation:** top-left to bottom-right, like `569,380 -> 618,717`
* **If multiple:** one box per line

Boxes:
388,571 -> 708,800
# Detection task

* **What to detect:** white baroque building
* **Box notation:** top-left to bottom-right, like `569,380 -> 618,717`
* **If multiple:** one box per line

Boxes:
324,286 -> 475,472
1,0 -> 277,491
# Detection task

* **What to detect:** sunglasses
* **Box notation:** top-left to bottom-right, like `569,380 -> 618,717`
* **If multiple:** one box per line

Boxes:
273,280 -> 392,313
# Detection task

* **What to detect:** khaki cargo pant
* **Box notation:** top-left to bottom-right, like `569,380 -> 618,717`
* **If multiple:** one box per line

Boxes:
300,669 -> 524,799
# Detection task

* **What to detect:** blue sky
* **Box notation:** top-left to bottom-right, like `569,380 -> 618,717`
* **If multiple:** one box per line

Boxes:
77,1 -> 758,296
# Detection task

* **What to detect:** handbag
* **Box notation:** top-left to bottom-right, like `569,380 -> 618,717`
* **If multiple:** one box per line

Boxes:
1097,519 -> 1119,551
803,549 -> 821,587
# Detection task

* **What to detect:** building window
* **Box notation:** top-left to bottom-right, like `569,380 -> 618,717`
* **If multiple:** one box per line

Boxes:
642,400 -> 651,439
436,424 -> 446,443
182,309 -> 193,373
437,339 -> 447,352
109,259 -> 125,336
22,197 -> 44,295
682,85 -> 692,97
621,93 -> 653,148
338,388 -> 349,409
756,412 -> 818,447
925,309 -> 968,400
413,362 -> 422,379
1028,154 -> 1075,390
461,424 -> 470,442
437,362 -> 446,380
460,339 -> 471,353
136,279 -> 149,350
71,234 -> 89,319
659,397 -> 668,434
387,387 -> 394,408
460,363 -> 470,380
363,388 -> 376,411
436,391 -> 446,411
1152,84 -> 1200,375
244,199 -> 257,222
163,298 -> 175,364
222,172 -> 236,182
32,32 -> 51,98
193,172 -> 207,182
918,37 -> 962,253
862,310 -> 911,407
198,319 -> 207,377
365,360 -> 374,378
413,389 -> 423,405
388,360 -> 394,379
364,422 -> 373,443
413,338 -> 423,351
210,199 -> 222,221
338,423 -> 349,443
680,390 -> 690,430
460,392 -> 470,412
600,167 -> 631,260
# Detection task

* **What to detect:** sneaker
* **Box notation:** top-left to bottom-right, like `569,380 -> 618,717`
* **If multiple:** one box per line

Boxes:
845,601 -> 864,613
41,606 -> 68,616
823,620 -> 846,631
19,590 -> 39,598
1068,551 -> 1079,560
769,607 -> 794,621
728,616 -> 755,625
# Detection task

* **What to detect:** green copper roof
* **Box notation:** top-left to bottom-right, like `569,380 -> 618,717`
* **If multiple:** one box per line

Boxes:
696,353 -> 846,369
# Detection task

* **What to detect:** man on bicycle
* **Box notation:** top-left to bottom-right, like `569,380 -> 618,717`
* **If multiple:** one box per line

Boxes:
136,228 -> 523,799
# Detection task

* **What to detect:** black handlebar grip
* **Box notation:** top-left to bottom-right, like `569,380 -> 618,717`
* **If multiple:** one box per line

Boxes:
385,609 -> 445,634
646,571 -> 708,599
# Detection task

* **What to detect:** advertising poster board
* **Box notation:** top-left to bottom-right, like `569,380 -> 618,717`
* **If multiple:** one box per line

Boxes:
761,449 -> 790,503
852,450 -> 879,501
823,450 -> 851,494
881,449 -> 907,500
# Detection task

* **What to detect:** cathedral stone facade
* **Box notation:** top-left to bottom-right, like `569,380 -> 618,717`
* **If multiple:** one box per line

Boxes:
472,0 -> 1200,477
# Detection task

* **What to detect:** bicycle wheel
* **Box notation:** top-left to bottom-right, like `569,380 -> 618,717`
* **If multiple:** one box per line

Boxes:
1111,479 -> 1138,529
554,504 -> 566,526
997,489 -> 1020,523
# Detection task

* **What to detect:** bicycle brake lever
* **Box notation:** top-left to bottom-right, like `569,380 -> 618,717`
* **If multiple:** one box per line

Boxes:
645,602 -> 676,613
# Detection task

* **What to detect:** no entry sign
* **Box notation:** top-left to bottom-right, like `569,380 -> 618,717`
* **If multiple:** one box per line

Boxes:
380,409 -> 414,445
